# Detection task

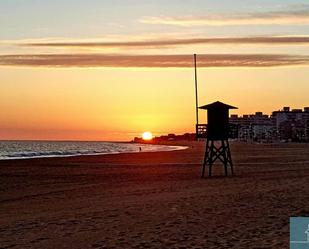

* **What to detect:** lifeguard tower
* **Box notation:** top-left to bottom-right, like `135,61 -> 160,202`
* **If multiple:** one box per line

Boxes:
193,54 -> 238,177
196,101 -> 237,177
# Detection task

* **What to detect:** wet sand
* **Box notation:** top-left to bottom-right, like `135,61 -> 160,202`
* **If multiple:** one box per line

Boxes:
1,141 -> 309,248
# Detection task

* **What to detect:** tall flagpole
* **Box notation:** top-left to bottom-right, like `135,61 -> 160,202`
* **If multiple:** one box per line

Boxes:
194,54 -> 199,127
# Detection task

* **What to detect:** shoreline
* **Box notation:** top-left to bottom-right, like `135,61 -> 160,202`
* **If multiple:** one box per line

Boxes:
0,141 -> 188,161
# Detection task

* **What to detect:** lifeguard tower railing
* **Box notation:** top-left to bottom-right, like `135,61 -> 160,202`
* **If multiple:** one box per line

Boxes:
196,123 -> 239,139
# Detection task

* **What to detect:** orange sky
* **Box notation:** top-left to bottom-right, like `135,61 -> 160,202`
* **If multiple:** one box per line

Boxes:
1,65 -> 309,141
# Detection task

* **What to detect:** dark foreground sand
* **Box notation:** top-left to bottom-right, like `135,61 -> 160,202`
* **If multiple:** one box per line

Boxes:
1,141 -> 309,249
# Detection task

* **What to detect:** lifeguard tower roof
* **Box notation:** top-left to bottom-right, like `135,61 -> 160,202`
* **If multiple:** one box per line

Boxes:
199,101 -> 238,110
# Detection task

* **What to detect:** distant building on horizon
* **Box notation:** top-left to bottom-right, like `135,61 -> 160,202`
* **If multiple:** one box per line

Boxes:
272,107 -> 309,141
230,106 -> 309,142
230,111 -> 275,142
133,133 -> 196,143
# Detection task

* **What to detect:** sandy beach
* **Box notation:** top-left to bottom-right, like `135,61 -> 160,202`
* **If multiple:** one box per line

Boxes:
1,141 -> 309,248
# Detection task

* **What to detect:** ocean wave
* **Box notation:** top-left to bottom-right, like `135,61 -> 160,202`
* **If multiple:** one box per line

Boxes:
0,141 -> 187,160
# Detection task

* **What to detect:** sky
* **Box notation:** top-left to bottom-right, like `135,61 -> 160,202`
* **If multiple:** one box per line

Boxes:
1,0 -> 309,141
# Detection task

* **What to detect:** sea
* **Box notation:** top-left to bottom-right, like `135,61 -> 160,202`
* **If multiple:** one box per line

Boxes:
0,140 -> 187,160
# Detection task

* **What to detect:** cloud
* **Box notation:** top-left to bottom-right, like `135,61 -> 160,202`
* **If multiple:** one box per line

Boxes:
20,36 -> 309,50
140,7 -> 309,26
1,53 -> 309,68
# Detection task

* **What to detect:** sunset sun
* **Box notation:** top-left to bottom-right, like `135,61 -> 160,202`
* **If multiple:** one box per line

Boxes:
142,131 -> 153,140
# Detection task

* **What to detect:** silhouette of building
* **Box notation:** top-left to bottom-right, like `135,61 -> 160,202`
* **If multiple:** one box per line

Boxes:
272,107 -> 309,141
229,112 -> 276,142
133,133 -> 196,143
230,106 -> 309,142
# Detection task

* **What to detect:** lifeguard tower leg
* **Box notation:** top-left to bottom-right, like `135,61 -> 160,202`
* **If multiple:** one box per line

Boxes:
222,140 -> 228,176
226,140 -> 234,175
201,139 -> 209,178
208,140 -> 215,177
